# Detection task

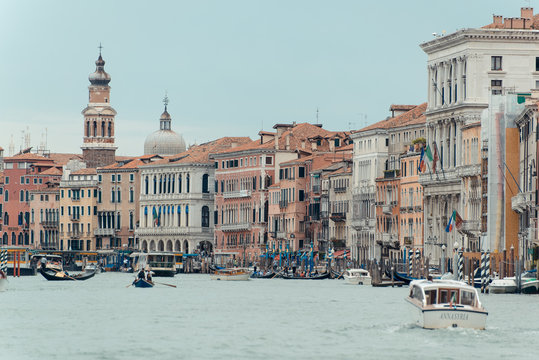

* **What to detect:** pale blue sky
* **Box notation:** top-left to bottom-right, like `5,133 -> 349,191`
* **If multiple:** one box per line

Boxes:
0,0 -> 533,156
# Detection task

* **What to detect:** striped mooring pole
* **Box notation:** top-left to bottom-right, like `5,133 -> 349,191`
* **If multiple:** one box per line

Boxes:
415,249 -> 420,277
486,251 -> 491,292
0,249 -> 7,273
480,251 -> 486,293
408,249 -> 413,276
457,250 -> 464,282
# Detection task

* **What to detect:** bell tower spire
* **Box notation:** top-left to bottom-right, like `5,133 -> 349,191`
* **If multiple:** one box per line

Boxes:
81,46 -> 117,168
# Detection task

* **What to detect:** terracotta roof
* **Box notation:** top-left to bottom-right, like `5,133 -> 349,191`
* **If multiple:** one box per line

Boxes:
214,123 -> 348,156
71,168 -> 97,175
100,155 -> 164,170
48,153 -> 82,166
39,167 -> 63,176
355,103 -> 427,133
5,153 -> 52,162
115,155 -> 135,162
390,105 -> 416,112
482,12 -> 539,30
150,137 -> 252,166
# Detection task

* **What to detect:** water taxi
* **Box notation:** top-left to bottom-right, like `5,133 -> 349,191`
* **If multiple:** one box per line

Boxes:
343,269 -> 372,285
210,268 -> 251,281
406,279 -> 488,330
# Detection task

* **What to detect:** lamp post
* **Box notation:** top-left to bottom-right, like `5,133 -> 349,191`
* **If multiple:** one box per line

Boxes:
441,244 -> 446,274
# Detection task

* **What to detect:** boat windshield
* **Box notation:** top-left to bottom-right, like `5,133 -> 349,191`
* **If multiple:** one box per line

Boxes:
460,290 -> 475,306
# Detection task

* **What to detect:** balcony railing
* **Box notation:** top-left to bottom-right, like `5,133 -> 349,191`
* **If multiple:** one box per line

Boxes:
41,220 -> 59,228
334,187 -> 347,193
221,222 -> 251,232
511,191 -> 534,213
460,220 -> 480,234
223,190 -> 251,199
330,212 -> 346,222
279,200 -> 288,208
382,204 -> 392,214
94,228 -> 116,236
67,231 -> 82,239
312,185 -> 320,193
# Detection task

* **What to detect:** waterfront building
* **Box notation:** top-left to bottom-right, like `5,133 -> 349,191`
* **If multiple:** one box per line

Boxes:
137,137 -> 249,254
143,97 -> 186,156
419,7 -> 539,259
327,162 -> 353,253
29,179 -> 60,250
59,164 -> 98,251
1,153 -> 62,247
0,146 -> 4,171
96,155 -> 161,250
81,50 -> 117,168
351,104 -> 426,262
212,123 -> 349,264
512,90 -> 539,264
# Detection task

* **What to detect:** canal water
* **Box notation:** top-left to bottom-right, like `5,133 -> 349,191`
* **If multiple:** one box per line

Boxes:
1,273 -> 537,359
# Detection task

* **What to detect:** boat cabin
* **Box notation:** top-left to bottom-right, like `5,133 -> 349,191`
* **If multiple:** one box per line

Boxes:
409,280 -> 480,308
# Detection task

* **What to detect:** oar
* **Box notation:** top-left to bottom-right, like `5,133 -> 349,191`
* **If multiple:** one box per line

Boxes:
271,270 -> 283,279
154,281 -> 176,288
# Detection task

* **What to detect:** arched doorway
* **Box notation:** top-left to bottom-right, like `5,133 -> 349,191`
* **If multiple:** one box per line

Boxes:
183,240 -> 189,254
198,240 -> 213,255
175,240 -> 181,252
166,240 -> 173,252
149,240 -> 156,251
158,240 -> 164,251
142,240 -> 148,252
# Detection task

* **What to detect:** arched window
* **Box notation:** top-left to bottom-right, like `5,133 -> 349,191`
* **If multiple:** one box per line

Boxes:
201,206 -> 209,227
202,174 -> 209,193
93,121 -> 97,136
178,175 -> 182,193
4,190 -> 8,202
129,187 -> 134,203
86,121 -> 90,137
18,232 -> 23,245
4,212 -> 8,225
2,232 -> 8,245
108,122 -> 112,137
11,232 -> 16,245
25,191 -> 29,202
101,121 -> 105,137
153,176 -> 157,194
145,176 -> 149,194
20,190 -> 24,202
186,174 -> 190,193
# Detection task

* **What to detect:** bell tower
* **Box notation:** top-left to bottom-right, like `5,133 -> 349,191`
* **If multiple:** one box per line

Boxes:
81,45 -> 117,168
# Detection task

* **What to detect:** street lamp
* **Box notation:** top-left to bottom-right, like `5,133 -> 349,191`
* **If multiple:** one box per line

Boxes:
441,244 -> 446,274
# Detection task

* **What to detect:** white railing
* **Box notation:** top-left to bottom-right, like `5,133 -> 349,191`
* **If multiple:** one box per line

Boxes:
223,190 -> 252,199
220,223 -> 251,231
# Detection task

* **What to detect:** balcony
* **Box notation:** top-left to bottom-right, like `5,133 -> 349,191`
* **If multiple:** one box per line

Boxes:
279,200 -> 288,208
276,231 -> 287,239
94,228 -> 116,236
312,185 -> 321,193
67,231 -> 82,239
460,220 -> 480,235
41,220 -> 59,228
382,204 -> 392,215
221,222 -> 251,232
70,215 -> 81,222
330,212 -> 346,222
383,169 -> 400,179
334,187 -> 347,193
511,191 -> 534,213
456,164 -> 481,178
223,190 -> 251,199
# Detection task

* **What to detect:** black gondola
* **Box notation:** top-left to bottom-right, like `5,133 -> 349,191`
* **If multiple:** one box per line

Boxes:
250,272 -> 277,279
281,272 -> 330,280
39,268 -> 96,281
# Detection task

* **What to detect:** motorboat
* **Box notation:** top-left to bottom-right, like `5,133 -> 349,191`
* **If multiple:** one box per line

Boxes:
131,252 -> 176,277
520,271 -> 539,294
343,269 -> 372,285
210,268 -> 251,281
488,277 -> 517,294
406,279 -> 488,330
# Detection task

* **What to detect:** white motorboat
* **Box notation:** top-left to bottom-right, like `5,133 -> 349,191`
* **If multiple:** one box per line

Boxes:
488,277 -> 517,294
343,269 -> 372,285
406,279 -> 488,330
520,271 -> 539,294
210,268 -> 251,281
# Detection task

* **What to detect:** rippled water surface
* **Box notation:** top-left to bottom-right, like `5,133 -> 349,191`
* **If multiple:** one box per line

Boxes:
1,273 -> 538,359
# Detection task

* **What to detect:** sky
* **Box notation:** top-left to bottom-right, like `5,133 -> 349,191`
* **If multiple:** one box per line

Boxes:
0,0 -> 534,156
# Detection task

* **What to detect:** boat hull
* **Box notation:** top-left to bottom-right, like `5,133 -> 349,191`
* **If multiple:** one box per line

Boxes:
133,279 -> 154,288
281,272 -> 330,280
343,275 -> 372,285
210,273 -> 250,281
38,268 -> 96,281
488,279 -> 517,294
407,300 -> 487,330
521,280 -> 539,294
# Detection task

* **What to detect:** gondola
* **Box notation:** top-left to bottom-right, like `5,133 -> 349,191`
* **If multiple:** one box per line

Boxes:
39,268 -> 96,281
281,272 -> 330,280
133,278 -> 154,288
208,264 -> 225,272
250,271 -> 276,279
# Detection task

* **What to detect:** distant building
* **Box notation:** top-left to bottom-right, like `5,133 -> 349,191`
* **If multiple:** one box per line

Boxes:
144,99 -> 186,156
29,181 -> 60,250
81,51 -> 117,168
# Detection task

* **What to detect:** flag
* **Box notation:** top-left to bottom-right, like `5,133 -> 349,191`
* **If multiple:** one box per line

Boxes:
152,207 -> 160,226
425,144 -> 433,162
449,292 -> 457,308
445,210 -> 456,232
432,142 -> 439,173
455,211 -> 463,230
418,147 -> 425,173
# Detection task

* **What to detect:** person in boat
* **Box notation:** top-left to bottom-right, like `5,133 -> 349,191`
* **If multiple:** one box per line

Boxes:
40,257 -> 47,269
146,270 -> 153,282
0,269 -> 6,279
137,269 -> 145,280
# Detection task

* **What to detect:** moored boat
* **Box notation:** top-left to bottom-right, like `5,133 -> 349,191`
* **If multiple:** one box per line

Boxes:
281,272 -> 330,280
520,271 -> 539,294
406,279 -> 488,330
38,268 -> 96,281
250,271 -> 276,279
488,277 -> 517,294
210,268 -> 250,281
343,269 -> 372,285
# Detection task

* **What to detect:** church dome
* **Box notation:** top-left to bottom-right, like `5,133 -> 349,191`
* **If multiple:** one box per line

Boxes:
89,54 -> 111,85
144,101 -> 186,156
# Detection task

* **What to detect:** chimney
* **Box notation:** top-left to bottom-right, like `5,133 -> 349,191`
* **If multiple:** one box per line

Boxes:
275,135 -> 279,150
513,18 -> 524,29
493,15 -> 503,25
521,7 -> 533,20
503,18 -> 512,29
285,134 -> 290,150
